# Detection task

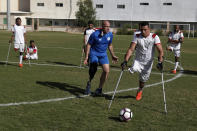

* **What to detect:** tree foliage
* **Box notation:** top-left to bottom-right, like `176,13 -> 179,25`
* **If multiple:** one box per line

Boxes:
76,0 -> 96,27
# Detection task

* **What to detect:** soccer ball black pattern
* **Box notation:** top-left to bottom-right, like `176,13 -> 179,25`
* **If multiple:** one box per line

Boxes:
119,108 -> 133,122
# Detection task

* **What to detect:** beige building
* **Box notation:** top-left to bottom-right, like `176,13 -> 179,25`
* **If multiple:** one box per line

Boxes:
0,0 -> 79,30
28,0 -> 78,31
0,0 -> 197,32
0,0 -> 31,28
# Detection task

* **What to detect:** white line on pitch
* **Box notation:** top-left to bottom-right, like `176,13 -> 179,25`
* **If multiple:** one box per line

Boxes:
0,72 -> 182,107
0,61 -> 182,76
0,60 -> 184,107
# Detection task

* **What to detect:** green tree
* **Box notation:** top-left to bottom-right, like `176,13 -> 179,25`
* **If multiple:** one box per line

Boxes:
76,0 -> 96,27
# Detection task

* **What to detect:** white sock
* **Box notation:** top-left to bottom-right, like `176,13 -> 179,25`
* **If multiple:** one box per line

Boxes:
174,62 -> 179,70
19,55 -> 23,64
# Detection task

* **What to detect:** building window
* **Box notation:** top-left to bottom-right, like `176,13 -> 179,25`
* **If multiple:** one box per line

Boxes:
3,18 -> 7,24
163,3 -> 172,6
26,19 -> 32,25
37,3 -> 44,6
117,5 -> 125,9
56,3 -> 63,7
140,3 -> 149,5
96,4 -> 103,8
55,21 -> 59,25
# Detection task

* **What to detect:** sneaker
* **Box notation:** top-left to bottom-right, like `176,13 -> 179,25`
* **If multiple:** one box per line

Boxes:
95,88 -> 102,96
84,81 -> 91,95
19,64 -> 23,67
171,70 -> 176,74
136,90 -> 143,101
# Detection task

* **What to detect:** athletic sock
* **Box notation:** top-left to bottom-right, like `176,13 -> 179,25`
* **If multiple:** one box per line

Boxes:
174,62 -> 179,70
19,55 -> 23,64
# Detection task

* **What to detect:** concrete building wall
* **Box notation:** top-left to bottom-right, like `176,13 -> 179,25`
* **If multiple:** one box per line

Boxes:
30,0 -> 78,19
19,0 -> 30,12
0,0 -> 19,12
93,0 -> 197,22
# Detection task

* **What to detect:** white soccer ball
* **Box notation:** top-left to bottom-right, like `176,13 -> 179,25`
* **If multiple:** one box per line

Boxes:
119,108 -> 133,122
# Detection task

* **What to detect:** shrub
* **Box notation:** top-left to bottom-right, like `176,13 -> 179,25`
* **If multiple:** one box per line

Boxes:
155,29 -> 163,36
116,24 -> 132,35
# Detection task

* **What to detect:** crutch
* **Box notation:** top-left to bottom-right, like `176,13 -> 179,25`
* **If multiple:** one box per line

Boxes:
158,57 -> 167,114
161,70 -> 167,114
25,44 -> 31,66
5,41 -> 12,66
79,46 -> 85,68
108,70 -> 124,109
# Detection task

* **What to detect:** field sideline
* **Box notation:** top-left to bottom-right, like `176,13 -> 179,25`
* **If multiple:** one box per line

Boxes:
0,31 -> 196,130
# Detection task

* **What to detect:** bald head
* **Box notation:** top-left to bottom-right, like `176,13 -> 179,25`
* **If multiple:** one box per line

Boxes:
102,20 -> 110,34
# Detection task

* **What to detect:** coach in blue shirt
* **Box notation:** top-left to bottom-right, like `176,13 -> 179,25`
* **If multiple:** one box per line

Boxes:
84,20 -> 118,95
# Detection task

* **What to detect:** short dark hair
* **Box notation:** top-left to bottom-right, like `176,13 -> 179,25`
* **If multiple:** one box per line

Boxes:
15,17 -> 21,22
88,20 -> 93,25
140,22 -> 149,27
30,40 -> 34,44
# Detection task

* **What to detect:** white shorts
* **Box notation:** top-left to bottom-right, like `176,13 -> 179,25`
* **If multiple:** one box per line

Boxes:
26,54 -> 38,60
128,60 -> 153,82
14,43 -> 25,52
168,45 -> 181,57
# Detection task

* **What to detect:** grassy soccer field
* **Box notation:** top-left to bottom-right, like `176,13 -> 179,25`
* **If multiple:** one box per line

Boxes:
0,30 -> 196,130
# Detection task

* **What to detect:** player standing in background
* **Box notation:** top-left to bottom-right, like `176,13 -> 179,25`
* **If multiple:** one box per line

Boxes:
166,25 -> 184,74
84,20 -> 118,95
84,21 -> 95,54
10,17 -> 26,67
121,22 -> 164,101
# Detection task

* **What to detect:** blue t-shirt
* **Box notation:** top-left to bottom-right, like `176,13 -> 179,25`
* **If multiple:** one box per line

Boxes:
88,29 -> 113,56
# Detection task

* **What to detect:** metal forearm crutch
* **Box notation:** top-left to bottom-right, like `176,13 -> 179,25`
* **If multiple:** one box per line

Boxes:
5,42 -> 12,66
108,70 -> 124,109
161,69 -> 167,114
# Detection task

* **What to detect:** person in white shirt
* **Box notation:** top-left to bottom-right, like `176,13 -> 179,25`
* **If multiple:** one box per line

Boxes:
121,22 -> 164,101
83,21 -> 95,53
25,40 -> 38,60
166,25 -> 184,74
10,17 -> 26,67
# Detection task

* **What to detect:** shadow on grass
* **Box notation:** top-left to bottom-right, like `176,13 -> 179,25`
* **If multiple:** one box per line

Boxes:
182,70 -> 197,75
116,95 -> 136,99
0,61 -> 17,67
92,94 -> 136,101
108,116 -> 121,122
91,93 -> 112,100
46,61 -> 78,67
36,81 -> 84,97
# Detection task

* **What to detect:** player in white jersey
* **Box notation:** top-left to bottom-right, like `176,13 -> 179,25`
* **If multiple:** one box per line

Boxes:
121,22 -> 164,101
166,25 -> 184,74
25,40 -> 38,60
10,17 -> 26,67
84,21 -> 95,52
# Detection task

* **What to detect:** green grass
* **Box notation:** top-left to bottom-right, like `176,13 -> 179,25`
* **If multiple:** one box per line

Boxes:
0,30 -> 197,130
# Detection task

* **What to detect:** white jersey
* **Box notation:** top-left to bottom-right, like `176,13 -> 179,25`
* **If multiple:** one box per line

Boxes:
168,31 -> 184,50
12,24 -> 26,44
28,46 -> 37,54
84,28 -> 95,44
26,46 -> 38,59
132,33 -> 161,64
